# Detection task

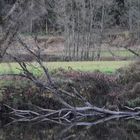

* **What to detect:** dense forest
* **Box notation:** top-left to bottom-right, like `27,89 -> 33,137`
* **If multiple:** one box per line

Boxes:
0,0 -> 140,61
1,0 -> 139,33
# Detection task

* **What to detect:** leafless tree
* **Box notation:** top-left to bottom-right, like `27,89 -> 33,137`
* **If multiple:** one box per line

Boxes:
54,0 -> 140,60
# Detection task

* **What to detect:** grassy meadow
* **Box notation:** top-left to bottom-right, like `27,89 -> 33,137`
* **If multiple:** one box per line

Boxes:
0,61 -> 131,75
100,50 -> 136,57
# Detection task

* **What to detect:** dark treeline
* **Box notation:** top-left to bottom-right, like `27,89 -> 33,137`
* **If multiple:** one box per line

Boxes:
0,0 -> 139,33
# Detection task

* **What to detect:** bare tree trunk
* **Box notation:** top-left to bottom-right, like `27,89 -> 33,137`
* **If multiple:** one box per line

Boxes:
45,19 -> 48,34
97,0 -> 105,61
129,0 -> 133,32
30,0 -> 34,33
137,0 -> 140,42
76,10 -> 80,61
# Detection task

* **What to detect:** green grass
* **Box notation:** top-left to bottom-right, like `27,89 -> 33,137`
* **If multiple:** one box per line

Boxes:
0,61 -> 131,75
47,61 -> 131,73
54,50 -> 137,58
100,50 -> 135,57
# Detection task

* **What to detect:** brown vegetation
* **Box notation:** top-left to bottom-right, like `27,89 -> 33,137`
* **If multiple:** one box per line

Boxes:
117,61 -> 140,107
37,36 -> 65,48
46,36 -> 65,45
1,61 -> 140,110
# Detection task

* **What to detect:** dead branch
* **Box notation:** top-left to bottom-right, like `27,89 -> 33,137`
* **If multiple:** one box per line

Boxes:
2,104 -> 140,126
3,33 -> 140,127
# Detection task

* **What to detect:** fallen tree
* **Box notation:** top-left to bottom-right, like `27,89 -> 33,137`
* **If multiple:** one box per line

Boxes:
2,103 -> 140,126
1,36 -> 140,126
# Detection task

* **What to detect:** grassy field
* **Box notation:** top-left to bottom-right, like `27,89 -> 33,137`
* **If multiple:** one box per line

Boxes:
0,61 -> 131,75
100,50 -> 136,57
49,49 -> 137,58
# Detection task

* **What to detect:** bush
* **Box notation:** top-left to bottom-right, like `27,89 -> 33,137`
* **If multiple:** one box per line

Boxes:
117,61 -> 140,107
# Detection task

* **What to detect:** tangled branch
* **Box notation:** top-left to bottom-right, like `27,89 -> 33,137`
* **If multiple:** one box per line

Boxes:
2,35 -> 140,126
